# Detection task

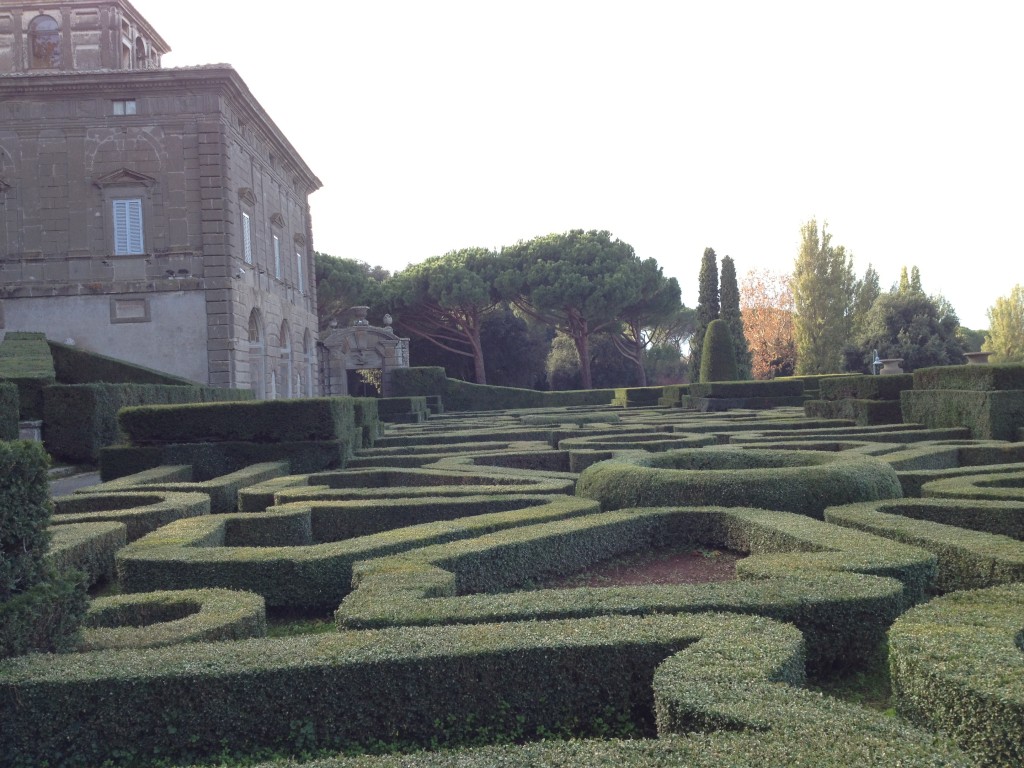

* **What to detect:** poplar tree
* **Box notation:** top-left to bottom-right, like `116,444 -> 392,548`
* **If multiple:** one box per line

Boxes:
689,247 -> 720,381
792,220 -> 857,374
983,284 -> 1024,363
719,255 -> 752,379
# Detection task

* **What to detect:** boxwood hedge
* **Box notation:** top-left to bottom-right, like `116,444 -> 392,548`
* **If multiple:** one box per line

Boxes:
79,588 -> 266,651
51,490 -> 210,541
576,448 -> 903,518
47,521 -> 126,587
0,611 -> 966,768
116,495 -> 601,608
889,583 -> 1024,767
338,505 -> 935,674
921,468 -> 1024,503
825,499 -> 1024,592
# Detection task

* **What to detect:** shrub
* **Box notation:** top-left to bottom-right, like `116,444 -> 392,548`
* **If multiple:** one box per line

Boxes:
43,383 -> 252,463
47,339 -> 202,385
889,583 -> 1024,766
338,504 -> 934,673
900,389 -> 1024,441
79,588 -> 266,651
911,362 -> 1024,392
52,490 -> 211,541
699,320 -> 737,383
47,522 -> 126,587
0,440 -> 87,657
576,447 -> 903,518
0,332 -> 55,419
0,382 -> 18,440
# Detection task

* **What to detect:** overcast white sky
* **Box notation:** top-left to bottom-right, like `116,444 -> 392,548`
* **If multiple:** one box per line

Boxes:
135,0 -> 1023,330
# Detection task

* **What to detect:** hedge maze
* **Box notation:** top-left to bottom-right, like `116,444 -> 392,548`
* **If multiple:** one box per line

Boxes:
4,370 -> 1024,766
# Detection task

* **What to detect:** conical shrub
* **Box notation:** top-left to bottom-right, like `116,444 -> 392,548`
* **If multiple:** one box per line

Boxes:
699,319 -> 738,382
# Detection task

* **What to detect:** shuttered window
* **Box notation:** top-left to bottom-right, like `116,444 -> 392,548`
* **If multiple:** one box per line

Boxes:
296,252 -> 304,293
242,212 -> 253,264
273,235 -> 281,278
112,199 -> 144,254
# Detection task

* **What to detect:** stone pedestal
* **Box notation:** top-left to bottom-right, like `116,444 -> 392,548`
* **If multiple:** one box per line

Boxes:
879,359 -> 904,375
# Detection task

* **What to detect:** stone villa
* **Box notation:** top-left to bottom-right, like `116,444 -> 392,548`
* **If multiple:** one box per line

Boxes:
0,0 -> 322,397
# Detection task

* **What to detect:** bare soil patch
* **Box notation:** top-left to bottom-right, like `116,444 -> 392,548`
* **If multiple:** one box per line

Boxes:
538,546 -> 742,588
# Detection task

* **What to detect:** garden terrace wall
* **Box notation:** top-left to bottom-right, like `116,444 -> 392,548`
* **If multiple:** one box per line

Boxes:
576,448 -> 903,518
889,583 -> 1024,767
43,383 -> 252,463
0,611 -> 967,768
338,504 -> 933,674
79,588 -> 266,651
0,332 -> 55,419
825,498 -> 1024,592
116,495 -> 600,608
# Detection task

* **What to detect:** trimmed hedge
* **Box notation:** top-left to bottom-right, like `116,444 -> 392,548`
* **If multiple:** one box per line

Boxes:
83,462 -> 288,514
688,380 -> 804,399
611,387 -> 665,408
911,362 -> 1024,392
47,522 -> 126,587
804,398 -> 904,426
43,382 -> 252,463
116,495 -> 600,608
51,490 -> 211,541
897,461 -> 1024,497
900,388 -> 1024,440
389,366 -> 616,412
0,331 -> 55,419
889,583 -> 1024,767
576,448 -> 903,518
699,319 -> 737,383
819,373 -> 914,401
79,588 -> 266,651
826,498 -> 1024,592
118,398 -> 357,445
0,611 -> 967,768
922,468 -> 1024,503
339,504 -> 935,674
0,382 -> 17,440
0,440 -> 88,658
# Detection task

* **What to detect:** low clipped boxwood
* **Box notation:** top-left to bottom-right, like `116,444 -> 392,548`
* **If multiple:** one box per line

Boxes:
79,588 -> 266,651
825,498 -> 1024,592
0,611 -> 967,768
47,522 -> 126,587
338,505 -> 935,674
819,373 -> 914,401
889,583 -> 1024,766
576,447 -> 903,518
117,495 -> 601,609
688,380 -> 804,399
921,469 -> 1024,503
52,490 -> 210,541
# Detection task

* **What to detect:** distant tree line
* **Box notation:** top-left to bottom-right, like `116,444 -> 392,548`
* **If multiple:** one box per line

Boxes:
315,230 -> 694,391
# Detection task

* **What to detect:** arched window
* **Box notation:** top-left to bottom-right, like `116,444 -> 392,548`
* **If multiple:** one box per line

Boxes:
29,15 -> 61,69
135,37 -> 147,68
247,309 -> 266,399
280,321 -> 293,398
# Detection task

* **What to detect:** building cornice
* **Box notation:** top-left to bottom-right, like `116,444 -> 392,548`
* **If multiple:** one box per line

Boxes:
0,66 -> 322,190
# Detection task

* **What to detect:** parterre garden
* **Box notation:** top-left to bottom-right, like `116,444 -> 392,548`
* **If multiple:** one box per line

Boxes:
3,363 -> 1024,767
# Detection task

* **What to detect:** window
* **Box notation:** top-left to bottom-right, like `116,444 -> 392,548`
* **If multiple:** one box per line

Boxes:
112,99 -> 136,116
296,252 -> 304,293
112,199 -> 144,255
273,235 -> 281,279
241,212 -> 253,264
29,15 -> 61,69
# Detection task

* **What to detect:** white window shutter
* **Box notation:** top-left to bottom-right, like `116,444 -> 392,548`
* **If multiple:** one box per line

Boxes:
113,199 -> 143,255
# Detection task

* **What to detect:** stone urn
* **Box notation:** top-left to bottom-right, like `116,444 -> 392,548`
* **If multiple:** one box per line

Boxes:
964,351 -> 992,365
878,358 -> 904,375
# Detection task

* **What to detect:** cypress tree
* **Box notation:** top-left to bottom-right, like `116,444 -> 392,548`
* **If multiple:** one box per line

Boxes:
699,319 -> 738,382
689,247 -> 719,381
719,255 -> 752,379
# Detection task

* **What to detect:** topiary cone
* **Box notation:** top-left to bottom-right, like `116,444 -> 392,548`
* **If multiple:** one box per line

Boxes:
700,319 -> 738,382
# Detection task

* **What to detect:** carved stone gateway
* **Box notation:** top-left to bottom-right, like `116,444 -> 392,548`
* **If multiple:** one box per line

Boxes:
319,307 -> 409,396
